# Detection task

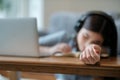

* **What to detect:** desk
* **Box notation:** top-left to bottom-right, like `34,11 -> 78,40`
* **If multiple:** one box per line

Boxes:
0,56 -> 120,79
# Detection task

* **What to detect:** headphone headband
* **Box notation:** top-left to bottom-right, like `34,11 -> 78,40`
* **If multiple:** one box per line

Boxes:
74,11 -> 115,32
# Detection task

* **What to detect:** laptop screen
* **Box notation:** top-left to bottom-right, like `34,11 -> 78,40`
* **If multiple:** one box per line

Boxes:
0,18 -> 40,57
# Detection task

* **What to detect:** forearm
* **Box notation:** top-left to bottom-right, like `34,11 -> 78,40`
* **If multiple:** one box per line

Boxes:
39,46 -> 53,56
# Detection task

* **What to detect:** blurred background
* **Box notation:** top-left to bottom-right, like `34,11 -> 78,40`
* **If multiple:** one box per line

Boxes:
0,0 -> 120,31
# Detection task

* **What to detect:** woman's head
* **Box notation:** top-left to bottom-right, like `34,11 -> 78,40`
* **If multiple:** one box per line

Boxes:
75,11 -> 117,56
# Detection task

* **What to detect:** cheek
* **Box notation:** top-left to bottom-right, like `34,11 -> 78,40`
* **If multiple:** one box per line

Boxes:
77,34 -> 85,51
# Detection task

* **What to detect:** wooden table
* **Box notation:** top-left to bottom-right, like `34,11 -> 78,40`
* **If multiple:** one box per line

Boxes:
0,56 -> 120,79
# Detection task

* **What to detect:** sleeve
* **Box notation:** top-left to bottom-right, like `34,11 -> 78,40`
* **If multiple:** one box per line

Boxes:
101,47 -> 110,58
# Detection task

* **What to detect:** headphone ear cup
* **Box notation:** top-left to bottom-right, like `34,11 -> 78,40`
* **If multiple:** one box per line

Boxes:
74,20 -> 83,32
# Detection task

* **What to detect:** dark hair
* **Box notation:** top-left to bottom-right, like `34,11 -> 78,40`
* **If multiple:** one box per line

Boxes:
74,11 -> 118,57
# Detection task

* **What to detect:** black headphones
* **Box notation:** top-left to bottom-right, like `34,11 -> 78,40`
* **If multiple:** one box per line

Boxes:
74,11 -> 115,32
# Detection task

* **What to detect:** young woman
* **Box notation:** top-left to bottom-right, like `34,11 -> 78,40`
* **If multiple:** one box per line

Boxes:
55,11 -> 118,80
74,11 -> 117,64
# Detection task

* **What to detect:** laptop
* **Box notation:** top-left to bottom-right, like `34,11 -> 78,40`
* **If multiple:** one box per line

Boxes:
0,18 -> 44,57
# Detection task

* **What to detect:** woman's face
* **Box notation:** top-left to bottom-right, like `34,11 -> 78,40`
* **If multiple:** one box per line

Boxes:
77,28 -> 103,51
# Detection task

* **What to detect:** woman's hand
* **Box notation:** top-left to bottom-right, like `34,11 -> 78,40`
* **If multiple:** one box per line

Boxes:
49,43 -> 72,54
79,44 -> 101,64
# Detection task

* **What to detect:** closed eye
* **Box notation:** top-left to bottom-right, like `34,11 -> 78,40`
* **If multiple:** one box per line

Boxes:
92,41 -> 102,46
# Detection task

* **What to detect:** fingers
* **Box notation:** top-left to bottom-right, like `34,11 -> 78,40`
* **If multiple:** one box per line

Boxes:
50,43 -> 72,54
87,48 -> 96,64
61,43 -> 72,53
93,44 -> 101,54
79,44 -> 101,64
62,44 -> 71,53
88,46 -> 98,61
80,51 -> 90,64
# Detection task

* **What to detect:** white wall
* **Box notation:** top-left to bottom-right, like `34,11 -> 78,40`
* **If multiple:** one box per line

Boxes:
44,0 -> 120,28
